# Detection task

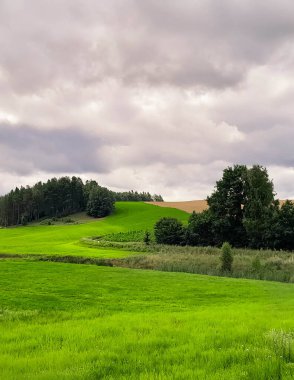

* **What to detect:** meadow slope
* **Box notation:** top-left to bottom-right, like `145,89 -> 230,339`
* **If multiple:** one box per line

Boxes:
0,202 -> 188,258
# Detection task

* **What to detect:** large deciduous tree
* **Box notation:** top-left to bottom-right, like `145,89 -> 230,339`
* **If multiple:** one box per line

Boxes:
207,165 -> 248,247
243,165 -> 278,248
265,200 -> 294,250
206,164 -> 277,248
186,210 -> 215,246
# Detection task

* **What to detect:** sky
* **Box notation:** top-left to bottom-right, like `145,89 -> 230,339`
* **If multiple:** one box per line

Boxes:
1,0 -> 294,200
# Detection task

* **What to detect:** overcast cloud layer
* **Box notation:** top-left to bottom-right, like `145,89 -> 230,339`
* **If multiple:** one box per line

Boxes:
1,0 -> 294,200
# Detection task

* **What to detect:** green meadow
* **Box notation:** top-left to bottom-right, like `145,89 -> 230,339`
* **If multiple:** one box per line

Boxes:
0,202 -> 294,379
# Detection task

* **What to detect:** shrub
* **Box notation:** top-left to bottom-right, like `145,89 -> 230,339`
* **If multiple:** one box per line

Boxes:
251,256 -> 262,272
63,218 -> 75,223
40,219 -> 53,225
265,257 -> 283,271
154,217 -> 185,245
144,231 -> 151,245
220,242 -> 233,272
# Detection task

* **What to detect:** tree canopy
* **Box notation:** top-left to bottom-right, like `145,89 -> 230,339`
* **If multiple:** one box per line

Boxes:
86,186 -> 114,218
207,165 -> 247,247
206,164 -> 278,248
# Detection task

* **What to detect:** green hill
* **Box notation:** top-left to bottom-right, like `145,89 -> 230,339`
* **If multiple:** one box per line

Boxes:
0,202 -> 188,257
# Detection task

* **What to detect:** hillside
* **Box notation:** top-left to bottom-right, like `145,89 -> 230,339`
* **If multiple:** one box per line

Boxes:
0,202 -> 188,257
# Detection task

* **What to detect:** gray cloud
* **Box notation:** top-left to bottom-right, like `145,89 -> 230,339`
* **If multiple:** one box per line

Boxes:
0,123 -> 114,175
1,0 -> 294,93
1,1 -> 294,199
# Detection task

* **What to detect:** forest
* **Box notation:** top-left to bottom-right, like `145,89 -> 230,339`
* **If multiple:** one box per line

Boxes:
0,176 -> 163,226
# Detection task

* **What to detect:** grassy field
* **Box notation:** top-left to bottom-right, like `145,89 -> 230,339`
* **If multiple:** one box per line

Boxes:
0,202 -> 294,379
0,260 -> 294,379
0,202 -> 188,258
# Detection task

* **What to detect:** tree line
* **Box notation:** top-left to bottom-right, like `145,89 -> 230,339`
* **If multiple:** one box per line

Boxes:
112,191 -> 163,202
154,165 -> 294,251
0,177 -> 163,226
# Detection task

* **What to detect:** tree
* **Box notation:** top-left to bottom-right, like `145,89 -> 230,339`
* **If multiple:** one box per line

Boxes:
186,210 -> 215,246
243,165 -> 277,248
207,165 -> 248,247
206,164 -> 277,248
154,217 -> 185,245
153,194 -> 164,202
86,186 -> 115,218
277,201 -> 294,250
220,242 -> 233,272
84,180 -> 99,205
266,200 -> 294,250
113,190 -> 158,202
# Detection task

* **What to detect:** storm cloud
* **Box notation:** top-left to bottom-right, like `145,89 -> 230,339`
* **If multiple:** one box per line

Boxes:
1,0 -> 294,199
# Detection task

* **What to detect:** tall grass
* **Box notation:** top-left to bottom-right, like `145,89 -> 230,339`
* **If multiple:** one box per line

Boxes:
80,233 -> 294,283
114,247 -> 294,283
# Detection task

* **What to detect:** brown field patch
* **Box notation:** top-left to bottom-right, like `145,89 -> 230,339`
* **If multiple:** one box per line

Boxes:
147,199 -> 293,213
147,200 -> 208,213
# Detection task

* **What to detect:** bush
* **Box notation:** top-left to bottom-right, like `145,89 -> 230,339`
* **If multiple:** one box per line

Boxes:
63,218 -> 75,223
144,230 -> 151,245
39,219 -> 53,225
251,256 -> 262,272
220,242 -> 233,272
154,217 -> 185,245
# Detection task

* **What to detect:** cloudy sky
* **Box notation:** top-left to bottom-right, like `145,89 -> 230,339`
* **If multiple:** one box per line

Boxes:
1,0 -> 294,200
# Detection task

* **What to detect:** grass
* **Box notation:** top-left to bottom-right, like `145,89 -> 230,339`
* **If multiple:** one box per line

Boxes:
0,202 -> 188,258
0,260 -> 294,379
1,201 -> 294,379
